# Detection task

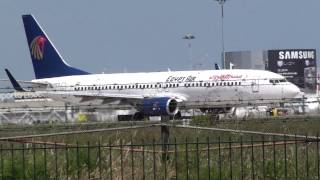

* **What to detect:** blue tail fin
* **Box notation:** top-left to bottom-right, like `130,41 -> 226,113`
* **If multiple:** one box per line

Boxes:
22,14 -> 90,79
5,69 -> 25,92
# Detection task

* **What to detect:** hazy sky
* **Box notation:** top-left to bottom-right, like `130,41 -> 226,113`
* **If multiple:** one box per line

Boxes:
0,0 -> 319,80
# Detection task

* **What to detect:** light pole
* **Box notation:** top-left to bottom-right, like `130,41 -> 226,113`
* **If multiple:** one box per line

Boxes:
215,0 -> 227,69
183,33 -> 195,69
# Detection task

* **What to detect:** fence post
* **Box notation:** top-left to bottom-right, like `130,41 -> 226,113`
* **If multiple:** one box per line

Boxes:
262,135 -> 265,180
87,141 -> 91,180
120,139 -> 123,180
66,143 -> 69,180
161,124 -> 170,162
164,138 -> 167,180
131,138 -> 134,180
218,136 -> 221,180
186,137 -> 189,180
229,137 -> 232,180
22,144 -> 25,180
284,135 -> 287,180
0,144 -> 2,180
273,135 -> 276,179
109,140 -> 113,180
98,141 -> 101,180
142,139 -> 145,180
76,141 -> 80,180
11,144 -> 14,180
43,144 -> 47,179
306,135 -> 309,179
240,136 -> 244,180
295,134 -> 298,180
152,139 -> 156,180
207,137 -> 211,180
33,143 -> 36,180
174,138 -> 178,180
196,137 -> 200,180
317,134 -> 319,180
251,136 -> 255,180
55,142 -> 58,180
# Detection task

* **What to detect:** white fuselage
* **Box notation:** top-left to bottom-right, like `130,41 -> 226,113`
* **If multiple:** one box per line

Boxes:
32,69 -> 302,109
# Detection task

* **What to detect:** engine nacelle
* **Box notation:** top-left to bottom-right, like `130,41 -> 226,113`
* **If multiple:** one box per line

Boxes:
142,97 -> 178,116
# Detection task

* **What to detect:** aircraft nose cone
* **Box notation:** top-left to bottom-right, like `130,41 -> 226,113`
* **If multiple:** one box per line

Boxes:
287,83 -> 302,98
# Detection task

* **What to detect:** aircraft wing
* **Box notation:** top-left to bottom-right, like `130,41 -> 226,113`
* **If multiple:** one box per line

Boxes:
39,90 -> 188,102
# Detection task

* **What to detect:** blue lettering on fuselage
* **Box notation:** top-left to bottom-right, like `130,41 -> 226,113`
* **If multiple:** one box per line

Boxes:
166,76 -> 196,83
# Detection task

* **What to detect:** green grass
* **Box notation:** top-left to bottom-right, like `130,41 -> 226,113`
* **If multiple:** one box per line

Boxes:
0,116 -> 319,179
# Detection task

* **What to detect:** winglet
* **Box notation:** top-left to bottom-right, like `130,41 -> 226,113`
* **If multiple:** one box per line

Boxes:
5,69 -> 25,91
214,63 -> 221,70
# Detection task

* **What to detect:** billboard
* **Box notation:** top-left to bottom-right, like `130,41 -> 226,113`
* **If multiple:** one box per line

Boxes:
267,49 -> 317,93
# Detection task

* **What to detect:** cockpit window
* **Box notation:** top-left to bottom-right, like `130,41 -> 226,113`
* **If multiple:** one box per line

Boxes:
270,78 -> 287,84
279,79 -> 286,82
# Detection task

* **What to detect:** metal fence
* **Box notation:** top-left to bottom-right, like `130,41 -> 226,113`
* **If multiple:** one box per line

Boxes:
0,135 -> 319,179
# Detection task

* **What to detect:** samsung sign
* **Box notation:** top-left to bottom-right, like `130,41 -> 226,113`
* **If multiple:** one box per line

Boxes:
278,50 -> 315,60
268,49 -> 317,93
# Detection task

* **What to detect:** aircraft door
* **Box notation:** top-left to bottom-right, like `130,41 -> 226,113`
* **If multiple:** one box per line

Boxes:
56,82 -> 67,91
156,83 -> 167,95
251,79 -> 259,93
158,83 -> 169,93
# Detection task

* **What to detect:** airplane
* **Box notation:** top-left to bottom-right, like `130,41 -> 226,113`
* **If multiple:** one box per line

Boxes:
7,14 -> 302,120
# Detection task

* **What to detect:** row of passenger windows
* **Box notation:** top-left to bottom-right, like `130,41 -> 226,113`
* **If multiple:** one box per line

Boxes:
74,81 -> 242,91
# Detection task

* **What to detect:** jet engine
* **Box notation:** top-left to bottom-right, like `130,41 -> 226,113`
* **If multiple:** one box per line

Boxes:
141,97 -> 178,116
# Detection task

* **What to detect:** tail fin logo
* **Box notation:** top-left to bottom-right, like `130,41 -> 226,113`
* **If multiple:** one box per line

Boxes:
30,36 -> 46,60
